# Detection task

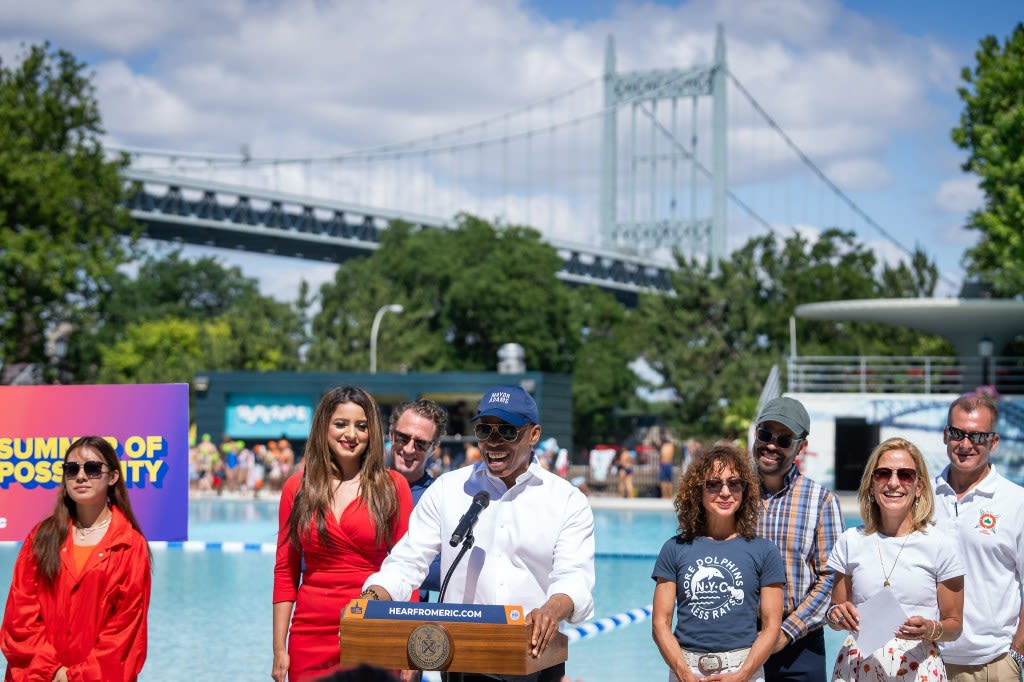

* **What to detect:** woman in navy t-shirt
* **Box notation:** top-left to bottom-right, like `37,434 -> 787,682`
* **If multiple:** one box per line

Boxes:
652,443 -> 785,682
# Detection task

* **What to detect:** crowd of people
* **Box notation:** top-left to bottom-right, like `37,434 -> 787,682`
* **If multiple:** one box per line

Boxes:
189,434 -> 296,496
601,435 -> 704,499
1,387 -> 1021,682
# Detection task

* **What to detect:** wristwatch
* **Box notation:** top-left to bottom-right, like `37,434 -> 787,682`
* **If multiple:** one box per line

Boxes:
1009,648 -> 1024,668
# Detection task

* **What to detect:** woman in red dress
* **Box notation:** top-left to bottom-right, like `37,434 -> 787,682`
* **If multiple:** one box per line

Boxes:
1,436 -> 152,681
272,386 -> 414,682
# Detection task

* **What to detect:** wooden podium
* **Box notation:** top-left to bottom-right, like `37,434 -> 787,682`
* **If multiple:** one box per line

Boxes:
340,600 -> 568,675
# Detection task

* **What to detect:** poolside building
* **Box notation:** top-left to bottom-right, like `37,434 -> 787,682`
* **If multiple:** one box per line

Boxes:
191,370 -> 572,462
773,296 -> 1024,491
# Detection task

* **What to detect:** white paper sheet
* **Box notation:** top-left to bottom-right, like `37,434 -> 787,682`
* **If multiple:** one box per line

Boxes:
853,586 -> 908,656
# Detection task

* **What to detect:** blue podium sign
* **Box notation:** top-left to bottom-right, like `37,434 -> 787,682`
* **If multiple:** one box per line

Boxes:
348,600 -> 525,625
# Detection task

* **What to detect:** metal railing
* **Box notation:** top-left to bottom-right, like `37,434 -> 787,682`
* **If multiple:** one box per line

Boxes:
787,355 -> 1024,395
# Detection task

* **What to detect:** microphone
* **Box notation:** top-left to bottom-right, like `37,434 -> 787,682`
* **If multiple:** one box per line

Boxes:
449,491 -> 490,547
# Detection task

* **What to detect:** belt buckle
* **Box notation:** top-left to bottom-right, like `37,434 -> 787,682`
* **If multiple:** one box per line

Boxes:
697,653 -> 723,675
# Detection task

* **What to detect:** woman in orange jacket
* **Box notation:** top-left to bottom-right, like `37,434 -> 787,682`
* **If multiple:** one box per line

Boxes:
1,436 -> 152,682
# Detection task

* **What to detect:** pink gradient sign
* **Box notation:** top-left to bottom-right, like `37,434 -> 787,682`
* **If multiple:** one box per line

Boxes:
0,383 -> 189,541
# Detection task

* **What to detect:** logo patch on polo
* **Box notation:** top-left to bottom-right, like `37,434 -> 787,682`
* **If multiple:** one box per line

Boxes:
976,510 -> 998,535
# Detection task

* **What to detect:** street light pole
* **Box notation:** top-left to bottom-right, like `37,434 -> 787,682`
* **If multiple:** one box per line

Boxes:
370,304 -> 404,373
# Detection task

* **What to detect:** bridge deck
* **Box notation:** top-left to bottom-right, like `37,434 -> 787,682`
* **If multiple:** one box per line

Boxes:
123,169 -> 676,302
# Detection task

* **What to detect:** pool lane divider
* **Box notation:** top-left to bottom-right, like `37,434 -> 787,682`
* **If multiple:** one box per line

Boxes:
565,606 -> 654,642
4,541 -> 279,553
148,541 -> 278,553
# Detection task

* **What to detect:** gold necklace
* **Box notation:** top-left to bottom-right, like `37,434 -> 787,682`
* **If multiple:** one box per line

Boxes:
877,532 -> 912,587
75,511 -> 111,539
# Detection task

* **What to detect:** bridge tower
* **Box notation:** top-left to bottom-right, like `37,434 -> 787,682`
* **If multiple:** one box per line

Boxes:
600,24 -> 727,264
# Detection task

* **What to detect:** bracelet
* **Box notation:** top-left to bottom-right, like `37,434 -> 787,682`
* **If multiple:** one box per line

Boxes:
359,588 -> 381,601
929,620 -> 944,641
1009,648 -> 1024,667
826,604 -> 842,625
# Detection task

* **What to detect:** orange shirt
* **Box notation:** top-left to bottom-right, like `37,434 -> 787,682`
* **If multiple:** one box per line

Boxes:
71,543 -> 94,574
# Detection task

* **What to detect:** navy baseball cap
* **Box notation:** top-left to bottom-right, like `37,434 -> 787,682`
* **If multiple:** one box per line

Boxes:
471,386 -> 539,427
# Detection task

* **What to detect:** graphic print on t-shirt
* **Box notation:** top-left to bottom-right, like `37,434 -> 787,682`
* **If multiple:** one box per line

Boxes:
682,555 -> 745,620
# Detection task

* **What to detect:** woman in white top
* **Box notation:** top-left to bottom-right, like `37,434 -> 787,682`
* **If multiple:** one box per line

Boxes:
826,437 -> 964,681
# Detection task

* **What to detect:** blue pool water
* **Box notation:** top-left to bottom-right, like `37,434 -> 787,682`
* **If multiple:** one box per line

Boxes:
0,500 -> 846,680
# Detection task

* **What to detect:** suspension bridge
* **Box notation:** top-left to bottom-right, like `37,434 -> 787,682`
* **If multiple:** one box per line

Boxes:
116,26 -> 928,301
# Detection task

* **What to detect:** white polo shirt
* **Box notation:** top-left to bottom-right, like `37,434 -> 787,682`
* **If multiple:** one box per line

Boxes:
366,459 -> 596,623
933,465 -> 1024,665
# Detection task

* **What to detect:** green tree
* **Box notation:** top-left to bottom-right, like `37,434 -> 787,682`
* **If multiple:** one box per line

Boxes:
222,296 -> 306,371
87,249 -> 306,380
951,23 -> 1024,296
0,44 -> 136,379
97,318 -> 235,385
308,214 -> 645,448
441,216 -> 577,372
307,254 -> 431,372
638,230 -> 949,439
308,215 -> 578,373
106,249 -> 266,321
568,285 -> 642,446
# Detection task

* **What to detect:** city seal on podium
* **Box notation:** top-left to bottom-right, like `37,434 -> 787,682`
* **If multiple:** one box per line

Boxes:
407,623 -> 453,670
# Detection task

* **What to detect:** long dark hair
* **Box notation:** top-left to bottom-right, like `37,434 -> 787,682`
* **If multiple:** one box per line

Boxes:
673,443 -> 761,542
32,436 -> 147,583
288,386 -> 397,548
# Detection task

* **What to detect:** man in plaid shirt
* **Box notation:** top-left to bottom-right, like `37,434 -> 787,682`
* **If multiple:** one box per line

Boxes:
754,397 -> 843,682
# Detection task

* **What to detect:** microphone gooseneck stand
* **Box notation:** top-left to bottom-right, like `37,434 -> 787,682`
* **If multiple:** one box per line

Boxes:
438,526 -> 474,606
438,529 -> 475,682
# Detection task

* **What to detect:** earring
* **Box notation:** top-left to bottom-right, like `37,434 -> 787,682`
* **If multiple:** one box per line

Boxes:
869,494 -> 875,505
913,497 -> 919,508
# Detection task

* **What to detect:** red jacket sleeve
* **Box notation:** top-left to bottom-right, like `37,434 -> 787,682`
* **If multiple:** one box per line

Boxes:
66,532 -> 152,682
0,535 -> 62,681
273,474 -> 303,603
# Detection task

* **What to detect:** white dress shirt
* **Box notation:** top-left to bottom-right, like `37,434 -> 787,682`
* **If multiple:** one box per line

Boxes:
365,459 -> 595,623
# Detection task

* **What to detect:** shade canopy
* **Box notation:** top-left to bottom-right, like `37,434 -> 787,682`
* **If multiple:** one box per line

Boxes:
795,298 -> 1024,358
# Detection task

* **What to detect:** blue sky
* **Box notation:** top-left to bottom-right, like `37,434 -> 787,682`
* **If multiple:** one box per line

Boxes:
1,0 -> 1021,300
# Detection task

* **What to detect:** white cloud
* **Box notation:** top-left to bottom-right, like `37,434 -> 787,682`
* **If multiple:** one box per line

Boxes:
933,176 -> 983,214
0,0 -> 241,55
822,158 -> 892,192
0,0 -> 976,297
94,61 -> 197,140
936,220 -> 978,248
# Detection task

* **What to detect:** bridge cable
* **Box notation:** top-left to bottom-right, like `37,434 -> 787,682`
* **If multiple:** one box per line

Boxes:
726,70 -> 958,290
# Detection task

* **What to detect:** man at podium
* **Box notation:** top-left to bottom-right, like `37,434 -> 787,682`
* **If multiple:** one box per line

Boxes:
362,385 -> 595,682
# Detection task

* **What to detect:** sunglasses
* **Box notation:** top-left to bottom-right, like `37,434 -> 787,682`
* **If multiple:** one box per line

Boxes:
756,428 -> 801,450
474,422 -> 523,442
704,477 -> 747,494
63,461 -> 109,479
871,467 -> 918,484
392,430 -> 433,454
946,425 -> 996,446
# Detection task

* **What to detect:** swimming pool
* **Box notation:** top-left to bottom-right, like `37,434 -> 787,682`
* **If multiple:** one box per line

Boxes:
0,500 -> 845,680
